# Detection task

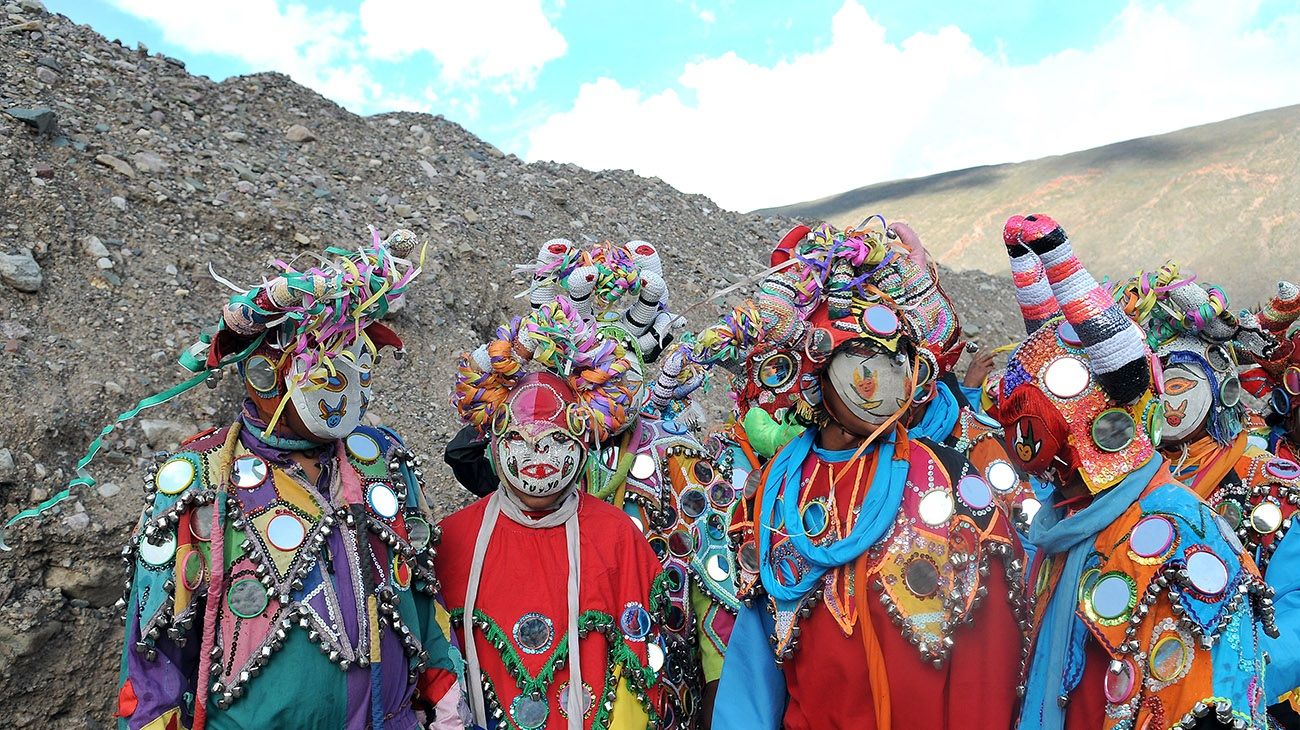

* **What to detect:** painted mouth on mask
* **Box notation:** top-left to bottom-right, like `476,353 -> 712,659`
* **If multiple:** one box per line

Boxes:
520,463 -> 560,480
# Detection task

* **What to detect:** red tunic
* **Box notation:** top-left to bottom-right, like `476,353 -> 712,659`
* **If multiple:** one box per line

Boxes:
437,493 -> 665,729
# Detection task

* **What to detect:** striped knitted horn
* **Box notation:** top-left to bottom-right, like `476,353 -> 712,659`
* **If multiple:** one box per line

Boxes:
1002,217 -> 1061,334
1011,214 -> 1151,404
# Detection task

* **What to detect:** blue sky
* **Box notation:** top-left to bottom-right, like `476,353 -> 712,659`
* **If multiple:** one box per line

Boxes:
49,0 -> 1300,210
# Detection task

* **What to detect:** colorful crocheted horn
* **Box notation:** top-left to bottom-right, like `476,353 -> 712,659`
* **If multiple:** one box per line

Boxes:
1008,214 -> 1150,404
1003,219 -> 1062,335
1258,281 -> 1300,335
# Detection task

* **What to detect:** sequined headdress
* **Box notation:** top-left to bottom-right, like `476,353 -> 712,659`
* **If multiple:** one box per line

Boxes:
992,214 -> 1161,493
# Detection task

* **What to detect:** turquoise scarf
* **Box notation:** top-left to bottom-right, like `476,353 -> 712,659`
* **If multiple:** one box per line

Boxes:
1019,455 -> 1163,730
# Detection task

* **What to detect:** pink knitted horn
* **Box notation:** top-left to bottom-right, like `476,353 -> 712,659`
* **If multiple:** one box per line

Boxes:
1014,214 -> 1151,404
1002,216 -> 1061,335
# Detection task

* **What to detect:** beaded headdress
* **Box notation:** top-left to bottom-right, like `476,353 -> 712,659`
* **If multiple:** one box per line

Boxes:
0,229 -> 421,545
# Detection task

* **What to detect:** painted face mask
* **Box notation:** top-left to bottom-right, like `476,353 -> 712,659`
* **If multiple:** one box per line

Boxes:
825,347 -> 911,427
490,372 -> 588,498
287,338 -> 374,440
1160,362 -> 1214,444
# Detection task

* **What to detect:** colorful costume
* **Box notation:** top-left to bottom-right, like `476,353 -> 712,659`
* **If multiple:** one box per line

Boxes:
449,237 -> 740,727
101,231 -> 464,729
991,215 -> 1275,730
701,220 -> 1028,730
444,298 -> 667,729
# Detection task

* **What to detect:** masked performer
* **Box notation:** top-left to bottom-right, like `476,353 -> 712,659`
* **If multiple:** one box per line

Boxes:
442,297 -> 668,730
89,230 -> 466,729
992,215 -> 1275,730
708,221 -> 1027,730
444,238 -> 739,727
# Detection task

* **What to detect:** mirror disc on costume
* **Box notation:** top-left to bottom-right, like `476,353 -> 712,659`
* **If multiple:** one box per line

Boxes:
1044,357 -> 1091,399
904,557 -> 940,598
679,489 -> 707,519
230,454 -> 268,489
1089,573 -> 1135,621
801,500 -> 829,537
706,554 -> 731,582
1206,345 -> 1232,372
1146,401 -> 1165,448
1129,516 -> 1175,559
1020,497 -> 1042,525
190,502 -> 214,542
139,531 -> 177,566
266,512 -> 306,551
1217,501 -> 1243,530
665,565 -> 686,593
557,683 -> 594,720
181,550 -> 206,590
156,458 -> 197,495
667,531 -> 693,558
1251,501 -> 1283,534
957,475 -> 993,510
630,453 -> 657,481
1266,458 -> 1300,480
1092,409 -> 1136,453
1186,551 -> 1229,596
367,483 -> 400,519
1149,635 -> 1191,682
706,513 -> 727,540
809,329 -> 834,361
1103,659 -> 1136,704
1220,374 -> 1242,408
1058,322 -> 1083,347
664,605 -> 687,632
227,578 -> 269,618
620,603 -> 652,640
509,695 -> 549,730
1284,366 -> 1300,396
759,353 -> 797,389
986,461 -> 1019,494
1272,389 -> 1292,416
345,433 -> 381,463
406,516 -> 432,550
647,641 -> 666,673
863,305 -> 900,336
708,482 -> 735,507
513,613 -> 554,654
648,536 -> 668,561
918,490 -> 954,526
744,467 -> 764,498
738,541 -> 759,573
392,555 -> 411,590
693,460 -> 715,484
245,354 -> 280,395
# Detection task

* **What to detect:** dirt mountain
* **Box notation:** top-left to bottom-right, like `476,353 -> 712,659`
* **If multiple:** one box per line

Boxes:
0,4 -> 1021,726
763,104 -> 1300,307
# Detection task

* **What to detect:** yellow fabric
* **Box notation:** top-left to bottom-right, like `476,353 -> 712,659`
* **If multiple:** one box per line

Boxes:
608,665 -> 651,729
690,583 -> 725,682
140,707 -> 187,730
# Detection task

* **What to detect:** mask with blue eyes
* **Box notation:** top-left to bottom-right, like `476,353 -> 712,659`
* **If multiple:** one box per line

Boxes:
286,338 -> 375,440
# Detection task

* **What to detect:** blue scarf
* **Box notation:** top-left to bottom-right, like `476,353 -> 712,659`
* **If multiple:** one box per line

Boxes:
914,380 -> 959,441
1019,455 -> 1164,730
758,428 -> 909,602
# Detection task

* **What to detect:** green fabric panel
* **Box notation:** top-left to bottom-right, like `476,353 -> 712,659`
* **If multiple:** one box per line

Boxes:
205,630 -> 347,729
742,408 -> 805,459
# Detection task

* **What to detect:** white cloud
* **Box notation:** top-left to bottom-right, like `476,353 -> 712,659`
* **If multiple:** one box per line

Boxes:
699,9 -> 716,23
525,0 -> 1300,211
359,0 -> 566,89
109,0 -> 385,110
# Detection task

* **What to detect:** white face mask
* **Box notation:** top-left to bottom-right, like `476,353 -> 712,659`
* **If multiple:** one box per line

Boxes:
492,429 -> 585,497
287,339 -> 374,440
1160,362 -> 1213,445
825,349 -> 911,427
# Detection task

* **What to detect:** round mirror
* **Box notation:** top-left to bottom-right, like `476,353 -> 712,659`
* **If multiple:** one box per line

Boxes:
1128,515 -> 1174,559
1089,573 -> 1134,620
904,557 -> 939,597
266,513 -> 306,551
367,483 -> 400,519
630,453 -> 657,481
230,454 -> 267,489
1250,501 -> 1283,534
863,304 -> 899,336
139,530 -> 177,566
1043,357 -> 1091,399
706,553 -> 730,582
226,577 -> 269,618
1185,550 -> 1228,595
156,458 -> 196,495
245,355 -> 280,395
346,433 -> 381,463
918,490 -> 954,526
957,474 -> 993,510
985,461 -> 1018,493
1092,409 -> 1136,453
513,613 -> 553,654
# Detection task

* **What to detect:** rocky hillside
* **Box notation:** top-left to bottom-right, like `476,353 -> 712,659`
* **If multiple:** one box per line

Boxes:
764,104 -> 1300,307
0,3 -> 1021,726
